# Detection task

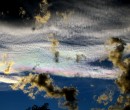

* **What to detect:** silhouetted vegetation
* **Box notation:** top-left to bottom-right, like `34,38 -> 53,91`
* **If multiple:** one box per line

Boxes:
106,37 -> 130,110
26,103 -> 50,110
54,51 -> 59,63
11,73 -> 78,110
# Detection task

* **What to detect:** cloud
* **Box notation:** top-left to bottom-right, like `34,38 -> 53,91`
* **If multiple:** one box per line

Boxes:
11,73 -> 78,110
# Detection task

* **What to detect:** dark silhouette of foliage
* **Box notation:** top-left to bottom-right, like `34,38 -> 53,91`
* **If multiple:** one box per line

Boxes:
123,105 -> 130,110
26,103 -> 50,110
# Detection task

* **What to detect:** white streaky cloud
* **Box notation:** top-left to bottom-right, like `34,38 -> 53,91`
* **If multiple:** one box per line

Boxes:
0,42 -> 119,81
0,0 -> 130,83
0,75 -> 20,83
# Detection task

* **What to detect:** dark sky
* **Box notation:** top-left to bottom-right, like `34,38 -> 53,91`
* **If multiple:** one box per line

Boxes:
0,76 -> 119,110
0,0 -> 130,24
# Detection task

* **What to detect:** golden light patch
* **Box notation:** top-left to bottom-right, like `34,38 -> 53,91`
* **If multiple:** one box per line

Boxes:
50,38 -> 59,53
0,53 -> 15,74
4,61 -> 14,74
35,11 -> 51,24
